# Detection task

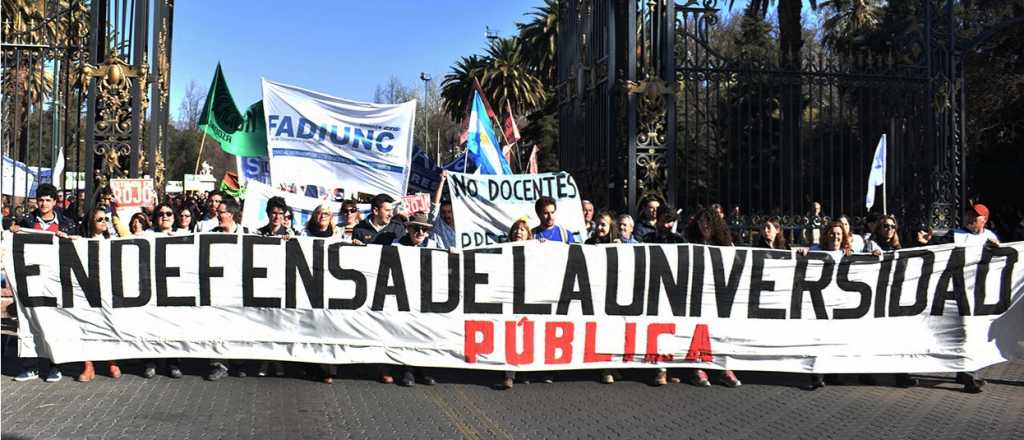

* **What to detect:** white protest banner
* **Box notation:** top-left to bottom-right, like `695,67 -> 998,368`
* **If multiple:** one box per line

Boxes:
448,171 -> 587,248
262,79 -> 416,197
184,174 -> 217,192
399,193 -> 430,216
165,181 -> 184,194
4,234 -> 1023,372
240,180 -> 370,231
110,178 -> 156,220
236,155 -> 271,186
63,172 -> 87,191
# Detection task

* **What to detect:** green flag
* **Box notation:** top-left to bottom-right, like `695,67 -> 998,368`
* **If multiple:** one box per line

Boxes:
197,63 -> 267,157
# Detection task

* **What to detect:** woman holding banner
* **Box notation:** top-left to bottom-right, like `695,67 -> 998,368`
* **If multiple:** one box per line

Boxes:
799,220 -> 852,389
76,206 -> 122,382
585,211 -> 623,385
684,209 -> 743,388
141,203 -> 184,380
303,204 -> 342,239
584,211 -> 621,245
500,219 -> 555,389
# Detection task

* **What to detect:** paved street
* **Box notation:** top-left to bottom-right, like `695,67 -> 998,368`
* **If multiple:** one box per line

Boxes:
2,353 -> 1022,440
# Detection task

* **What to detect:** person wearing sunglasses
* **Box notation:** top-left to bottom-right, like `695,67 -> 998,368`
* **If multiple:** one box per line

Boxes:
138,203 -> 185,379
303,204 -> 341,238
390,212 -> 439,387
868,215 -> 901,252
75,206 -> 121,382
337,200 -> 361,242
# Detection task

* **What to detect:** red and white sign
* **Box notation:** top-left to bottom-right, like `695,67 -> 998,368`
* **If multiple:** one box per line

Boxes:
400,193 -> 431,216
110,178 -> 156,219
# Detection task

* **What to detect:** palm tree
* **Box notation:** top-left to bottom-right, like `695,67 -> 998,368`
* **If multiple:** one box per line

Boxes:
730,0 -> 819,67
516,0 -> 558,85
819,0 -> 883,51
440,54 -> 489,122
479,37 -> 546,116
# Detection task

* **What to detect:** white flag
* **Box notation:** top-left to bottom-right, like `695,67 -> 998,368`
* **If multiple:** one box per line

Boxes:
865,134 -> 886,209
53,146 -> 65,190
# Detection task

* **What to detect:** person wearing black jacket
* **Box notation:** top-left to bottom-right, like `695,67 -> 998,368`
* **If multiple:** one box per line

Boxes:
11,184 -> 76,383
352,193 -> 406,245
641,209 -> 686,245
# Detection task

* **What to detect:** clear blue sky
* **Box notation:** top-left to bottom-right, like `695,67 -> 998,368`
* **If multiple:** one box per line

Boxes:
169,0 -> 547,120
168,0 -> 823,119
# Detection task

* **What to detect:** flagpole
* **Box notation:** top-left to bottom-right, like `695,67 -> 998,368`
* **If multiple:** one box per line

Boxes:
882,134 -> 887,215
194,130 -> 208,174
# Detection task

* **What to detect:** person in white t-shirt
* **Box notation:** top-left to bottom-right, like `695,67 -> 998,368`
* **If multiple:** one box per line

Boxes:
941,203 -> 999,393
195,191 -> 225,233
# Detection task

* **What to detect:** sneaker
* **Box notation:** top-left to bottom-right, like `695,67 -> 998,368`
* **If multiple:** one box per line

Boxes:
399,370 -> 415,387
600,370 -> 614,384
653,368 -> 668,386
419,375 -> 437,386
169,365 -> 183,379
45,368 -> 63,383
894,374 -> 917,388
143,363 -> 157,379
501,377 -> 514,390
541,375 -> 554,384
720,370 -> 741,388
14,369 -> 39,382
805,374 -> 826,391
273,362 -> 285,377
692,369 -> 711,387
257,362 -> 269,377
235,369 -> 247,378
206,365 -> 229,381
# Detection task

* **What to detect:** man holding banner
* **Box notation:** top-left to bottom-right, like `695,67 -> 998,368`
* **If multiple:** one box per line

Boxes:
352,194 -> 405,245
532,197 -> 576,244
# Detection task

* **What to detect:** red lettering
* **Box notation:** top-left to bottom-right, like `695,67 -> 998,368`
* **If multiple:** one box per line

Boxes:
622,322 -> 637,363
544,321 -> 574,364
685,324 -> 712,362
464,320 -> 494,363
645,323 -> 675,363
583,322 -> 612,363
505,317 -> 534,365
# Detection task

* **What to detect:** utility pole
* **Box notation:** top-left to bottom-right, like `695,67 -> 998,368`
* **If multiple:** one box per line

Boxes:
419,72 -> 432,159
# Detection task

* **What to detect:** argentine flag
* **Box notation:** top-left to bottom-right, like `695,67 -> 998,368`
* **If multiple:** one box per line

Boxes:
465,90 -> 512,175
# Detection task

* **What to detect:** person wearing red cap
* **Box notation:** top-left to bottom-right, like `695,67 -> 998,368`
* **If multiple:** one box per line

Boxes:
941,203 -> 1000,393
951,204 -> 1000,247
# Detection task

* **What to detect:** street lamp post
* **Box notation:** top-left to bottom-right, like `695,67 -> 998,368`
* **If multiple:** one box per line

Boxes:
419,72 -> 432,161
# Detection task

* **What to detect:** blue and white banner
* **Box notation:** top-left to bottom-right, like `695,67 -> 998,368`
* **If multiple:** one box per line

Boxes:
236,155 -> 272,187
1,156 -> 49,198
262,79 -> 416,197
408,146 -> 441,194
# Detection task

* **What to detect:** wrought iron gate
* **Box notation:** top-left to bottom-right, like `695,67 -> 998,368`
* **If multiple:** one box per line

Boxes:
558,0 -> 966,239
1,0 -> 173,216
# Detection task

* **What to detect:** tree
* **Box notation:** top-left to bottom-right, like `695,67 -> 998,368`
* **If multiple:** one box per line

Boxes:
818,0 -> 883,52
440,54 -> 489,121
373,76 -> 418,104
176,80 -> 204,129
517,0 -> 558,85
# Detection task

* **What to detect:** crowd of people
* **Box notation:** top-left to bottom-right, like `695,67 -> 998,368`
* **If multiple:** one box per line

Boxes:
0,171 -> 1010,394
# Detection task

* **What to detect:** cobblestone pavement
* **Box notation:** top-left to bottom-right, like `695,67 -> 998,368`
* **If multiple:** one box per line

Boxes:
2,355 -> 1022,440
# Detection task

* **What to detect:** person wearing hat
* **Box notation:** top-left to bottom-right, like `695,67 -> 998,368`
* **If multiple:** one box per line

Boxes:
388,211 -> 439,387
938,203 -> 1000,393
394,211 -> 439,248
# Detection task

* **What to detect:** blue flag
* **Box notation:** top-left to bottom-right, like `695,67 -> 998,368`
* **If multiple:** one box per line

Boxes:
465,91 -> 511,175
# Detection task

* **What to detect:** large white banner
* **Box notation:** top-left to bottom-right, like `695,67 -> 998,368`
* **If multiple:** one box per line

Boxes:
262,79 -> 416,197
6,233 -> 1022,373
448,171 -> 587,248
